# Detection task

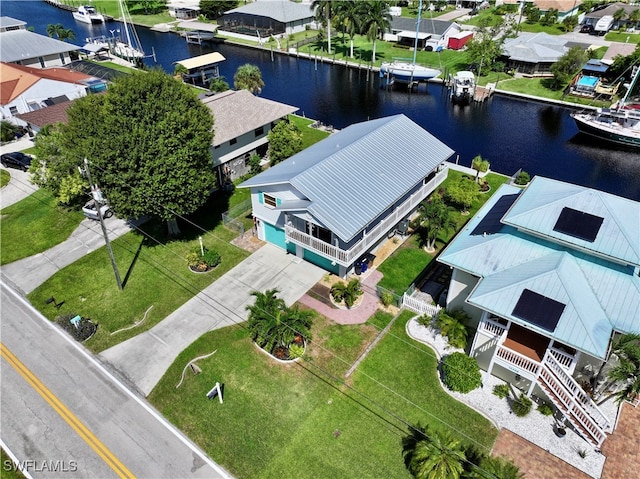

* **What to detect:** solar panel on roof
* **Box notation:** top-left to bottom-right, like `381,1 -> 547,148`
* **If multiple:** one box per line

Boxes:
552,207 -> 604,242
471,194 -> 519,236
512,289 -> 565,332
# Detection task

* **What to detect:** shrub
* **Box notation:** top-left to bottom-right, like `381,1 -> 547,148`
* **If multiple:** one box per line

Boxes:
441,352 -> 482,393
379,290 -> 395,307
537,401 -> 554,416
330,278 -> 362,308
515,170 -> 530,185
288,344 -> 305,359
187,247 -> 220,270
436,310 -> 469,350
511,393 -> 533,417
416,313 -> 432,327
55,314 -> 97,342
202,249 -> 221,267
492,383 -> 510,399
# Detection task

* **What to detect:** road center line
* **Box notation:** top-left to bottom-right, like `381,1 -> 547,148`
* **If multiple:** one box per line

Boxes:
0,343 -> 136,479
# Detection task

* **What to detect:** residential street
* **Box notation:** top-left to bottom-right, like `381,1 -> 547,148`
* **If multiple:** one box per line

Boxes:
0,282 -> 233,479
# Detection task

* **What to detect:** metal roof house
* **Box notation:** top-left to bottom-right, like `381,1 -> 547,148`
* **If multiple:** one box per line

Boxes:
437,176 -> 640,447
0,16 -> 80,69
201,90 -> 298,186
240,114 -> 454,277
384,16 -> 461,51
218,1 -> 315,38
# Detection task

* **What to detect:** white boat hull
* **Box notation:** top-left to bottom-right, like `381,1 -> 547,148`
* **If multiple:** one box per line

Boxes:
73,6 -> 104,24
380,61 -> 441,81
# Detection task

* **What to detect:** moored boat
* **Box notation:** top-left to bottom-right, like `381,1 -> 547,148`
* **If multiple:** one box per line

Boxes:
73,5 -> 104,24
450,70 -> 475,104
571,66 -> 640,149
380,60 -> 441,82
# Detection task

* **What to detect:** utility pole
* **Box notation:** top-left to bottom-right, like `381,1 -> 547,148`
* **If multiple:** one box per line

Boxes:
83,158 -> 123,291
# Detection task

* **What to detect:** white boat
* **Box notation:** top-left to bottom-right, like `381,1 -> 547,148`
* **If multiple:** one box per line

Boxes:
379,0 -> 441,83
571,66 -> 640,149
112,0 -> 145,62
450,71 -> 475,104
73,5 -> 105,25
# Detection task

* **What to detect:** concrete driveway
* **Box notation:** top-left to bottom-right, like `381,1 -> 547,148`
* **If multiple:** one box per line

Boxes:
100,243 -> 325,396
1,137 -> 37,209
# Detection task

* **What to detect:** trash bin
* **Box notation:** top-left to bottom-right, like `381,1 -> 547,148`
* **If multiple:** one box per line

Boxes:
355,262 -> 362,275
360,260 -> 368,273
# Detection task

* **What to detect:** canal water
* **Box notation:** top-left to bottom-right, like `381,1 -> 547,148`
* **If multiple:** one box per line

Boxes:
5,1 -> 639,200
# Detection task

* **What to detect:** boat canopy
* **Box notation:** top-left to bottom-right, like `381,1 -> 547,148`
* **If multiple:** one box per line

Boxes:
396,30 -> 431,40
175,52 -> 226,70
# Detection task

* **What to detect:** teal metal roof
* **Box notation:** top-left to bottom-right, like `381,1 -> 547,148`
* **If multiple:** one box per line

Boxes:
439,179 -> 640,359
240,114 -> 454,241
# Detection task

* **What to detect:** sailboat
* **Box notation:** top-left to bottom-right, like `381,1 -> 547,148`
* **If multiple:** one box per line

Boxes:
571,65 -> 640,148
380,0 -> 441,83
111,0 -> 145,62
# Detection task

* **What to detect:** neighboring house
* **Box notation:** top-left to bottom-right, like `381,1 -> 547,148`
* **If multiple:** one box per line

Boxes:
217,1 -> 315,38
582,2 -> 640,29
168,6 -> 199,20
0,62 -> 105,123
0,16 -> 80,68
240,114 -> 453,277
201,89 -> 298,185
384,16 -> 461,51
502,0 -> 582,22
16,100 -> 73,133
500,32 -> 568,76
437,176 -> 640,448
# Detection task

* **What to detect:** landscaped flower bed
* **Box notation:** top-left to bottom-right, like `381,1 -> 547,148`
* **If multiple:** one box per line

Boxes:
55,313 -> 97,342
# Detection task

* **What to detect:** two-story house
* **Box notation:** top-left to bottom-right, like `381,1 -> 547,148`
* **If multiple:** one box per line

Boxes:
240,114 -> 454,277
438,176 -> 640,447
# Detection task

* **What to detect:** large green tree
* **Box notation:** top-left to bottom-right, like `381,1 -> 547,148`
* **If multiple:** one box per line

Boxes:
415,194 -> 455,253
312,0 -> 336,54
199,0 -> 237,20
550,46 -> 589,90
267,120 -> 303,165
334,0 -> 361,59
233,64 -> 265,94
35,70 -> 214,221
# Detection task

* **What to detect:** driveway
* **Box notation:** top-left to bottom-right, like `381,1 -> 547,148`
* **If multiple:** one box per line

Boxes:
100,244 -> 325,396
1,137 -> 37,209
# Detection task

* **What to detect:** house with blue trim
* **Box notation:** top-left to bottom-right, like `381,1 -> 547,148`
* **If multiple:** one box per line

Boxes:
438,176 -> 640,447
240,114 -> 454,277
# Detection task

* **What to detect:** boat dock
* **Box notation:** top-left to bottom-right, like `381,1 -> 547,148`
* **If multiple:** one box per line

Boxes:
473,84 -> 495,102
43,0 -> 114,21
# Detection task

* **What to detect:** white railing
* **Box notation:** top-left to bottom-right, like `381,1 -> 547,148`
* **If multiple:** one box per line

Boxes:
478,317 -> 507,337
284,169 -> 448,266
542,352 -> 611,432
495,345 -> 541,375
402,293 -> 441,317
548,347 -> 576,374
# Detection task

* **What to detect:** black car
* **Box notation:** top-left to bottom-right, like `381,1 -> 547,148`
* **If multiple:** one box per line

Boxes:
1,151 -> 32,171
580,24 -> 594,34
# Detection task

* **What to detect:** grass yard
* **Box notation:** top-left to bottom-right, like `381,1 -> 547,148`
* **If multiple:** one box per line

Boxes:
0,189 -> 84,265
27,190 -> 251,353
0,448 -> 26,479
0,169 -> 10,188
290,115 -> 332,149
378,170 -> 509,294
149,310 -> 497,479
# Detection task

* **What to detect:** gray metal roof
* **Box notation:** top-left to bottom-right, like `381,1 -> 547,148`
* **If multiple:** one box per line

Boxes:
201,89 -> 298,146
502,33 -> 567,63
0,16 -> 26,30
438,180 -> 640,359
241,114 -> 454,241
0,29 -> 80,63
226,1 -> 314,23
391,17 -> 454,37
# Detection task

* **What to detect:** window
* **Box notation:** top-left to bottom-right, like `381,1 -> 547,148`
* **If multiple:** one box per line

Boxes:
306,222 -> 332,243
229,138 -> 237,146
59,53 -> 66,65
9,106 -> 18,115
254,126 -> 264,137
38,56 -> 45,68
263,193 -> 277,208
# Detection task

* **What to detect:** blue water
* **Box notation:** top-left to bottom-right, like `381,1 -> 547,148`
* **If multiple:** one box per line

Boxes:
3,0 -> 639,200
577,76 -> 599,88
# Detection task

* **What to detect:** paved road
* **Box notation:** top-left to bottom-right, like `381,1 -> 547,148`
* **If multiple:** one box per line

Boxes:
0,282 -> 234,479
100,243 -> 325,396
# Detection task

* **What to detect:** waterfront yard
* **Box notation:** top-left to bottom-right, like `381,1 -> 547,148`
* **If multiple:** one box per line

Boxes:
148,310 -> 498,479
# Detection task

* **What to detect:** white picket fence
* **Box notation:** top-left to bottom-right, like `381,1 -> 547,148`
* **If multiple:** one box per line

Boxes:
401,293 -> 441,317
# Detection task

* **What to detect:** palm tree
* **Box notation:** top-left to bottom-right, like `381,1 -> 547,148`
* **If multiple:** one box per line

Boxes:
629,9 -> 640,29
46,23 -> 75,42
311,0 -> 335,54
613,7 -> 627,27
334,1 -> 360,59
605,333 -> 640,404
330,278 -> 362,308
469,456 -> 524,479
402,424 -> 466,479
233,64 -> 265,94
471,155 -> 490,184
246,289 -> 314,353
359,0 -> 392,63
416,194 -> 455,253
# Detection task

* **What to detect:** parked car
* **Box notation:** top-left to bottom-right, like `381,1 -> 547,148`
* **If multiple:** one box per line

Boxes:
1,151 -> 32,171
82,199 -> 113,220
580,24 -> 594,34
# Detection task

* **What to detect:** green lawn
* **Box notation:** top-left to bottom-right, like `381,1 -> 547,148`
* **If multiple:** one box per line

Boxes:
1,448 -> 26,479
378,170 -> 510,294
290,114 -> 332,149
27,190 -> 251,353
605,31 -> 640,43
149,310 -> 497,479
0,189 -> 84,265
0,169 -> 10,188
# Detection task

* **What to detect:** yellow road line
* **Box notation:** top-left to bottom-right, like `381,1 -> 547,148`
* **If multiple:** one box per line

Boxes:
0,343 -> 136,479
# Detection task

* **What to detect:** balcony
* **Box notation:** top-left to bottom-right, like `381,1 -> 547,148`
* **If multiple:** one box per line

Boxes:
284,168 -> 448,266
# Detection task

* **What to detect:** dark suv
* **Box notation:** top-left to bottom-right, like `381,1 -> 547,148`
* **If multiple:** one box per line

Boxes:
1,151 -> 32,171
